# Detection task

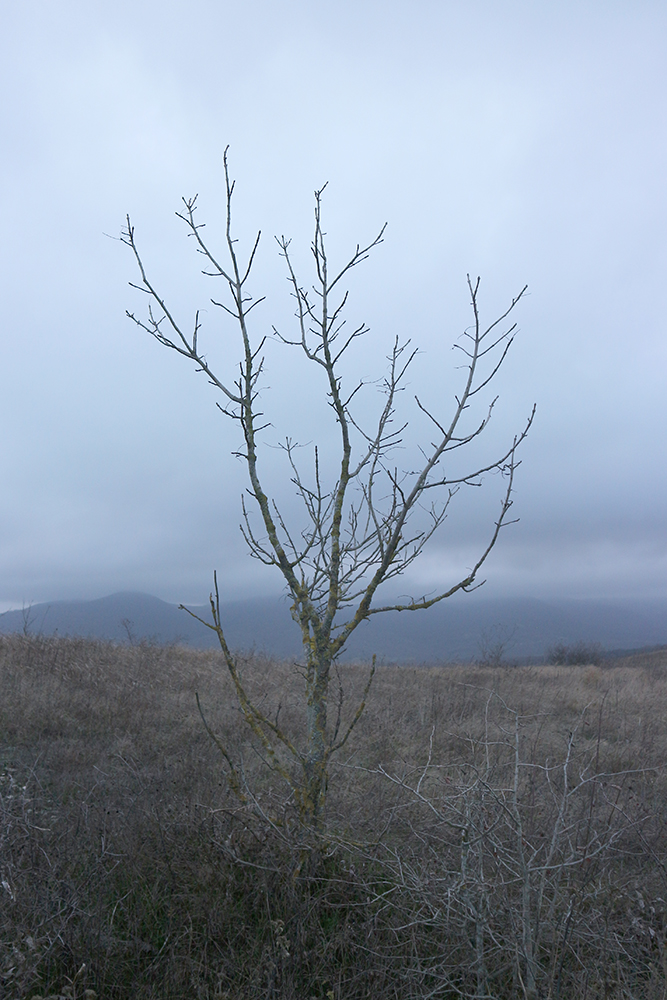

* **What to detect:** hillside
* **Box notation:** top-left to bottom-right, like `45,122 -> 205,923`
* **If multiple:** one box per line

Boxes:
2,634 -> 667,998
1,590 -> 666,660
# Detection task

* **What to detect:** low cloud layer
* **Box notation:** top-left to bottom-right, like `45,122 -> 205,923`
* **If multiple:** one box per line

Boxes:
1,1 -> 665,610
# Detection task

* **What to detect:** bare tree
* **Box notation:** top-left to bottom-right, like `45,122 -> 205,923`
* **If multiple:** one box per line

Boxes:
122,149 -> 535,826
478,623 -> 518,668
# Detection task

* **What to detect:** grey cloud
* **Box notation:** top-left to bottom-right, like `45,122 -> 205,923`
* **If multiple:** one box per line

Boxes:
1,0 -> 665,610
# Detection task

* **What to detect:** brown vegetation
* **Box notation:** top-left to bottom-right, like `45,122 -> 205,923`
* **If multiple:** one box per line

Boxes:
2,634 -> 667,998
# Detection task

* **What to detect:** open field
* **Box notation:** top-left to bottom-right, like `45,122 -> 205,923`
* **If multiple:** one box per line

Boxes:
2,634 -> 667,999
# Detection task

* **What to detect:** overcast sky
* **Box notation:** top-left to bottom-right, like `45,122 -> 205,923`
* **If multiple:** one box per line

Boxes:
1,0 -> 666,611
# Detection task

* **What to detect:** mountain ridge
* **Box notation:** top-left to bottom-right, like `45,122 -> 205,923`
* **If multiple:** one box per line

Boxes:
1,591 -> 666,662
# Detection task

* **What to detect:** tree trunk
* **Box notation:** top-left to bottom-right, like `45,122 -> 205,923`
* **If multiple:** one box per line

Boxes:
301,651 -> 330,826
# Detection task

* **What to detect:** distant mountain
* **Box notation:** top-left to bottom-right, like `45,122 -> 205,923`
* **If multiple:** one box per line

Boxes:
0,592 -> 298,654
1,591 -> 666,662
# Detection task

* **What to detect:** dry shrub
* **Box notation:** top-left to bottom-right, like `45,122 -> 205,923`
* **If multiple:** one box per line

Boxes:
547,641 -> 604,666
1,634 -> 667,998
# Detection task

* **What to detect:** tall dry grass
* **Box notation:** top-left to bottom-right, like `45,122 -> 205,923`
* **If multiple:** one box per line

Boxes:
1,633 -> 667,998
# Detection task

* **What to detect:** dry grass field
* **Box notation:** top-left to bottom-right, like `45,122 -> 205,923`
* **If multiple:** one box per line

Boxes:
2,634 -> 667,999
